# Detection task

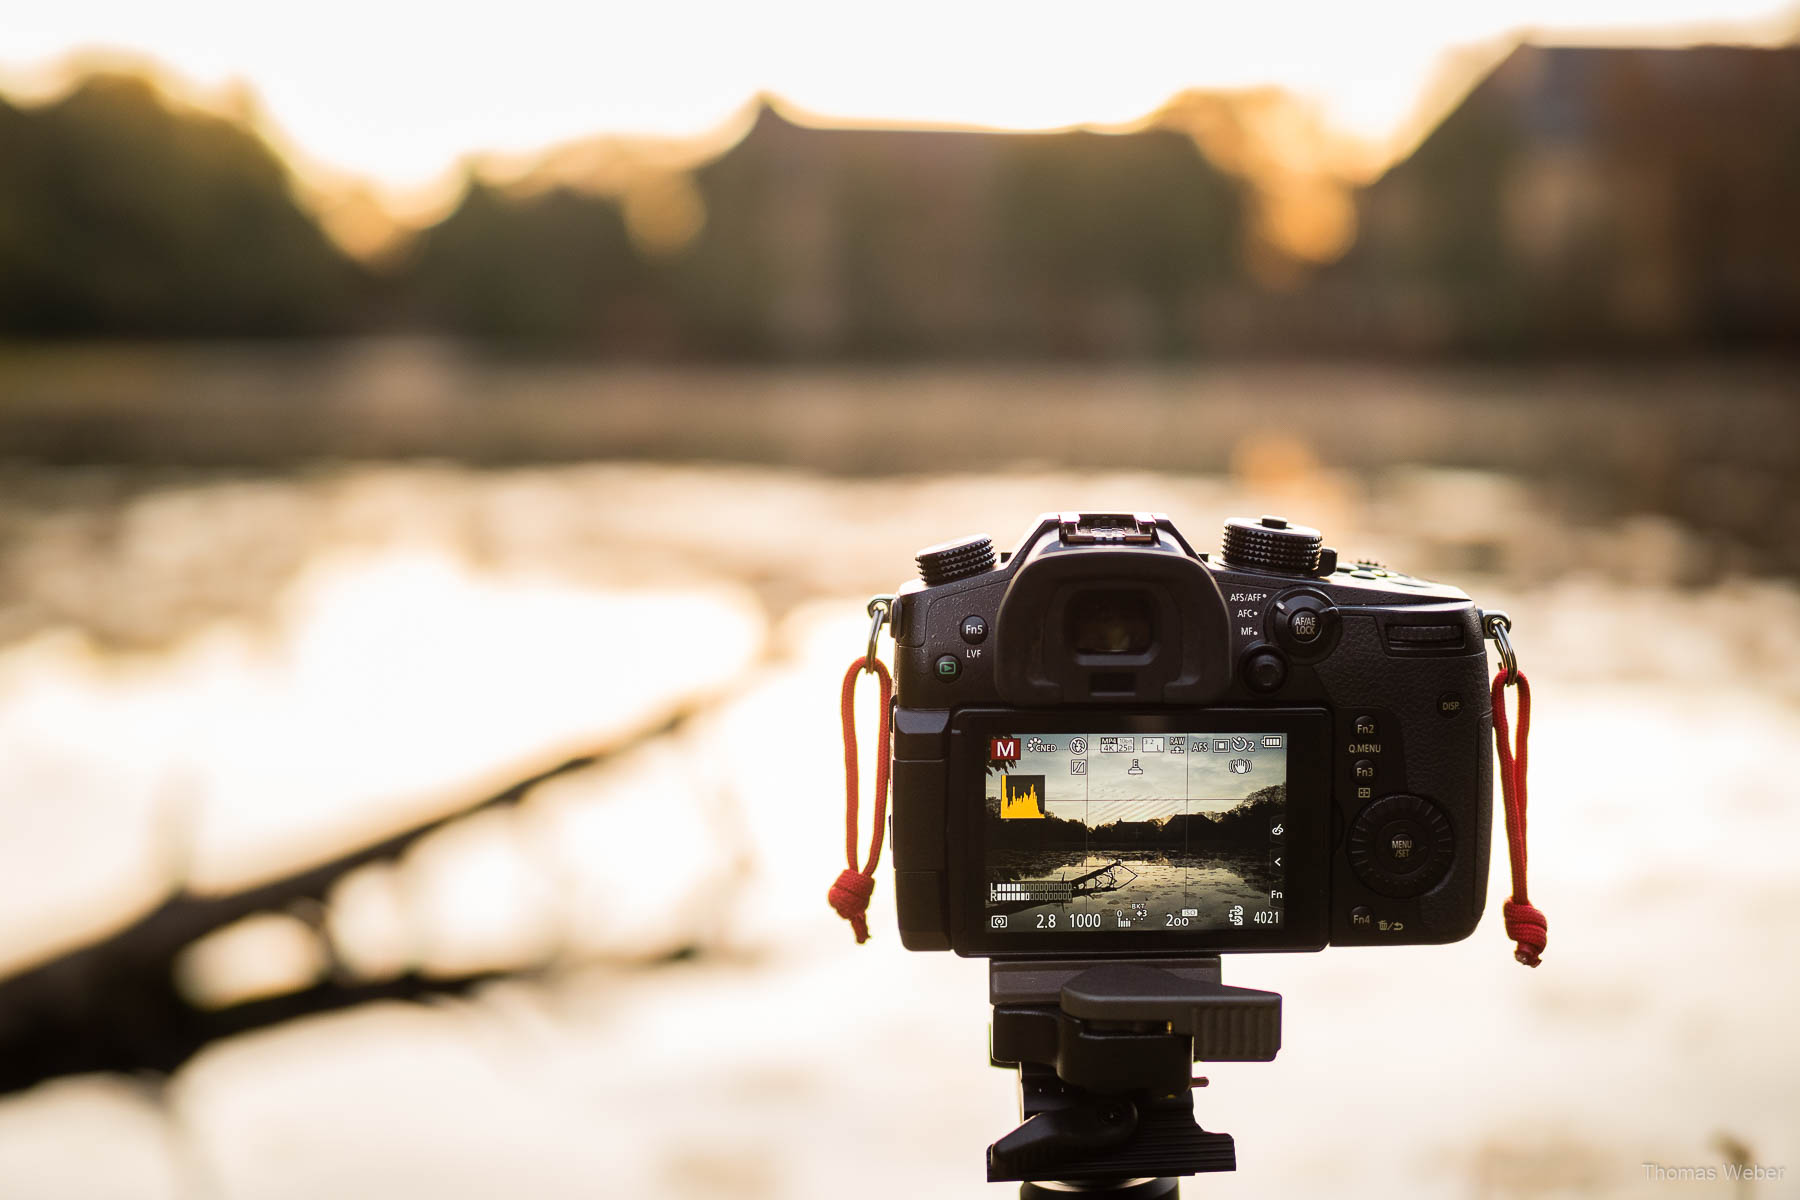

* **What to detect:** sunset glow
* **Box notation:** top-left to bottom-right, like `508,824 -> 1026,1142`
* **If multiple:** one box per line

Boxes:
4,0 -> 1794,207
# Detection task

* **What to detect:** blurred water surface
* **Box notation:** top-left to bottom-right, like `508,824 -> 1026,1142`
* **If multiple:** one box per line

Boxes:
0,356 -> 1797,1198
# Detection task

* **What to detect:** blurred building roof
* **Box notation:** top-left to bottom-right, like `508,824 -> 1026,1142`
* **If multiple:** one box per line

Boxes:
1343,43 -> 1800,352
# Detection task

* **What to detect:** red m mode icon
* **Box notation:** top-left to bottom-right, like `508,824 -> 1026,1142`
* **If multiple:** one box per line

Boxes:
990,738 -> 1020,763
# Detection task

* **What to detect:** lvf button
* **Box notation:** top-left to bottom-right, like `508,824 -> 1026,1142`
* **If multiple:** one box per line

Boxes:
934,655 -> 961,681
960,615 -> 988,644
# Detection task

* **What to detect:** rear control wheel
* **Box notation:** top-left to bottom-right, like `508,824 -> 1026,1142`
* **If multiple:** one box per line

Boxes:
1347,794 -> 1454,899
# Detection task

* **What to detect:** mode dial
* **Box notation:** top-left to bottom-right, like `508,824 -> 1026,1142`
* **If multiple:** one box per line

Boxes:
916,535 -> 996,586
1221,515 -> 1323,575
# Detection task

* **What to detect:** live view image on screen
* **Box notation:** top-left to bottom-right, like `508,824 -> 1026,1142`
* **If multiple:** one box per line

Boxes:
982,732 -> 1288,934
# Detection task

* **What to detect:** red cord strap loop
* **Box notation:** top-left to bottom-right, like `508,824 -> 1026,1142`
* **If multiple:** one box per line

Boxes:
830,658 -> 893,943
1490,668 -> 1545,967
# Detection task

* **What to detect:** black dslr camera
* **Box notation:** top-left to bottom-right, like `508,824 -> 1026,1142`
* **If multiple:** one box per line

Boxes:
880,512 -> 1502,1195
888,511 -> 1494,955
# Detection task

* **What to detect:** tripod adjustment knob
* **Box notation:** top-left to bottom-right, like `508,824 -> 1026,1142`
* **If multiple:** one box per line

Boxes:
988,1101 -> 1138,1178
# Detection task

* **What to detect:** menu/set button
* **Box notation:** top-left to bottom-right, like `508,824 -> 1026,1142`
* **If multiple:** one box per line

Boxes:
1346,794 -> 1454,899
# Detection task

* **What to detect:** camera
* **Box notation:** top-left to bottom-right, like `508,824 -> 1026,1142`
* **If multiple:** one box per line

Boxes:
886,512 -> 1495,958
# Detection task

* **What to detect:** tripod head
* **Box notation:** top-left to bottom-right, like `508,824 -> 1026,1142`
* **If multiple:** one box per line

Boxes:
987,957 -> 1281,1197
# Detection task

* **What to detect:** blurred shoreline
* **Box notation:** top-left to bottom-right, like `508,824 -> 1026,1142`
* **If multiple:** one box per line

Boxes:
8,341 -> 1792,466
5,342 -> 1796,578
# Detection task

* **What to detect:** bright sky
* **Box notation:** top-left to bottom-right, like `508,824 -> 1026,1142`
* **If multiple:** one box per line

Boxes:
3,0 -> 1794,193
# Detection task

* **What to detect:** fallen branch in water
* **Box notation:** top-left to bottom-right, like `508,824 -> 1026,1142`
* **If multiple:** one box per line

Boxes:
0,707 -> 705,1096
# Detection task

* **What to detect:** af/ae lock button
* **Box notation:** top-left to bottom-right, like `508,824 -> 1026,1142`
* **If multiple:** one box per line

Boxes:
1269,590 -> 1341,662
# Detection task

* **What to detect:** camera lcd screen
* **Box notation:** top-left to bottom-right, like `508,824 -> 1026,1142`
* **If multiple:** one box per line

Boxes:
981,731 -> 1288,935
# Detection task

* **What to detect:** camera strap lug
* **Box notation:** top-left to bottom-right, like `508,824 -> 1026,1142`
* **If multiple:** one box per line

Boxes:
864,594 -> 895,673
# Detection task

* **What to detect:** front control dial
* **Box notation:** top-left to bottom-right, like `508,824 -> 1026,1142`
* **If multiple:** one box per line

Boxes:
1346,794 -> 1454,899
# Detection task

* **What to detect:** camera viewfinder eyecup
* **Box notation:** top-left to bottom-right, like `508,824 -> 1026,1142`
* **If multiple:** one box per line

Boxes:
991,518 -> 1233,706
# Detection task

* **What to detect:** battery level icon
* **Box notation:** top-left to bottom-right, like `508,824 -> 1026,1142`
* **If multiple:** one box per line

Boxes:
1261,735 -> 1284,748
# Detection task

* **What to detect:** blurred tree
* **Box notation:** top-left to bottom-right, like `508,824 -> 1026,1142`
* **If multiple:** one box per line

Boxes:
4,50 -> 1797,356
0,75 -> 361,335
402,180 -> 666,345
